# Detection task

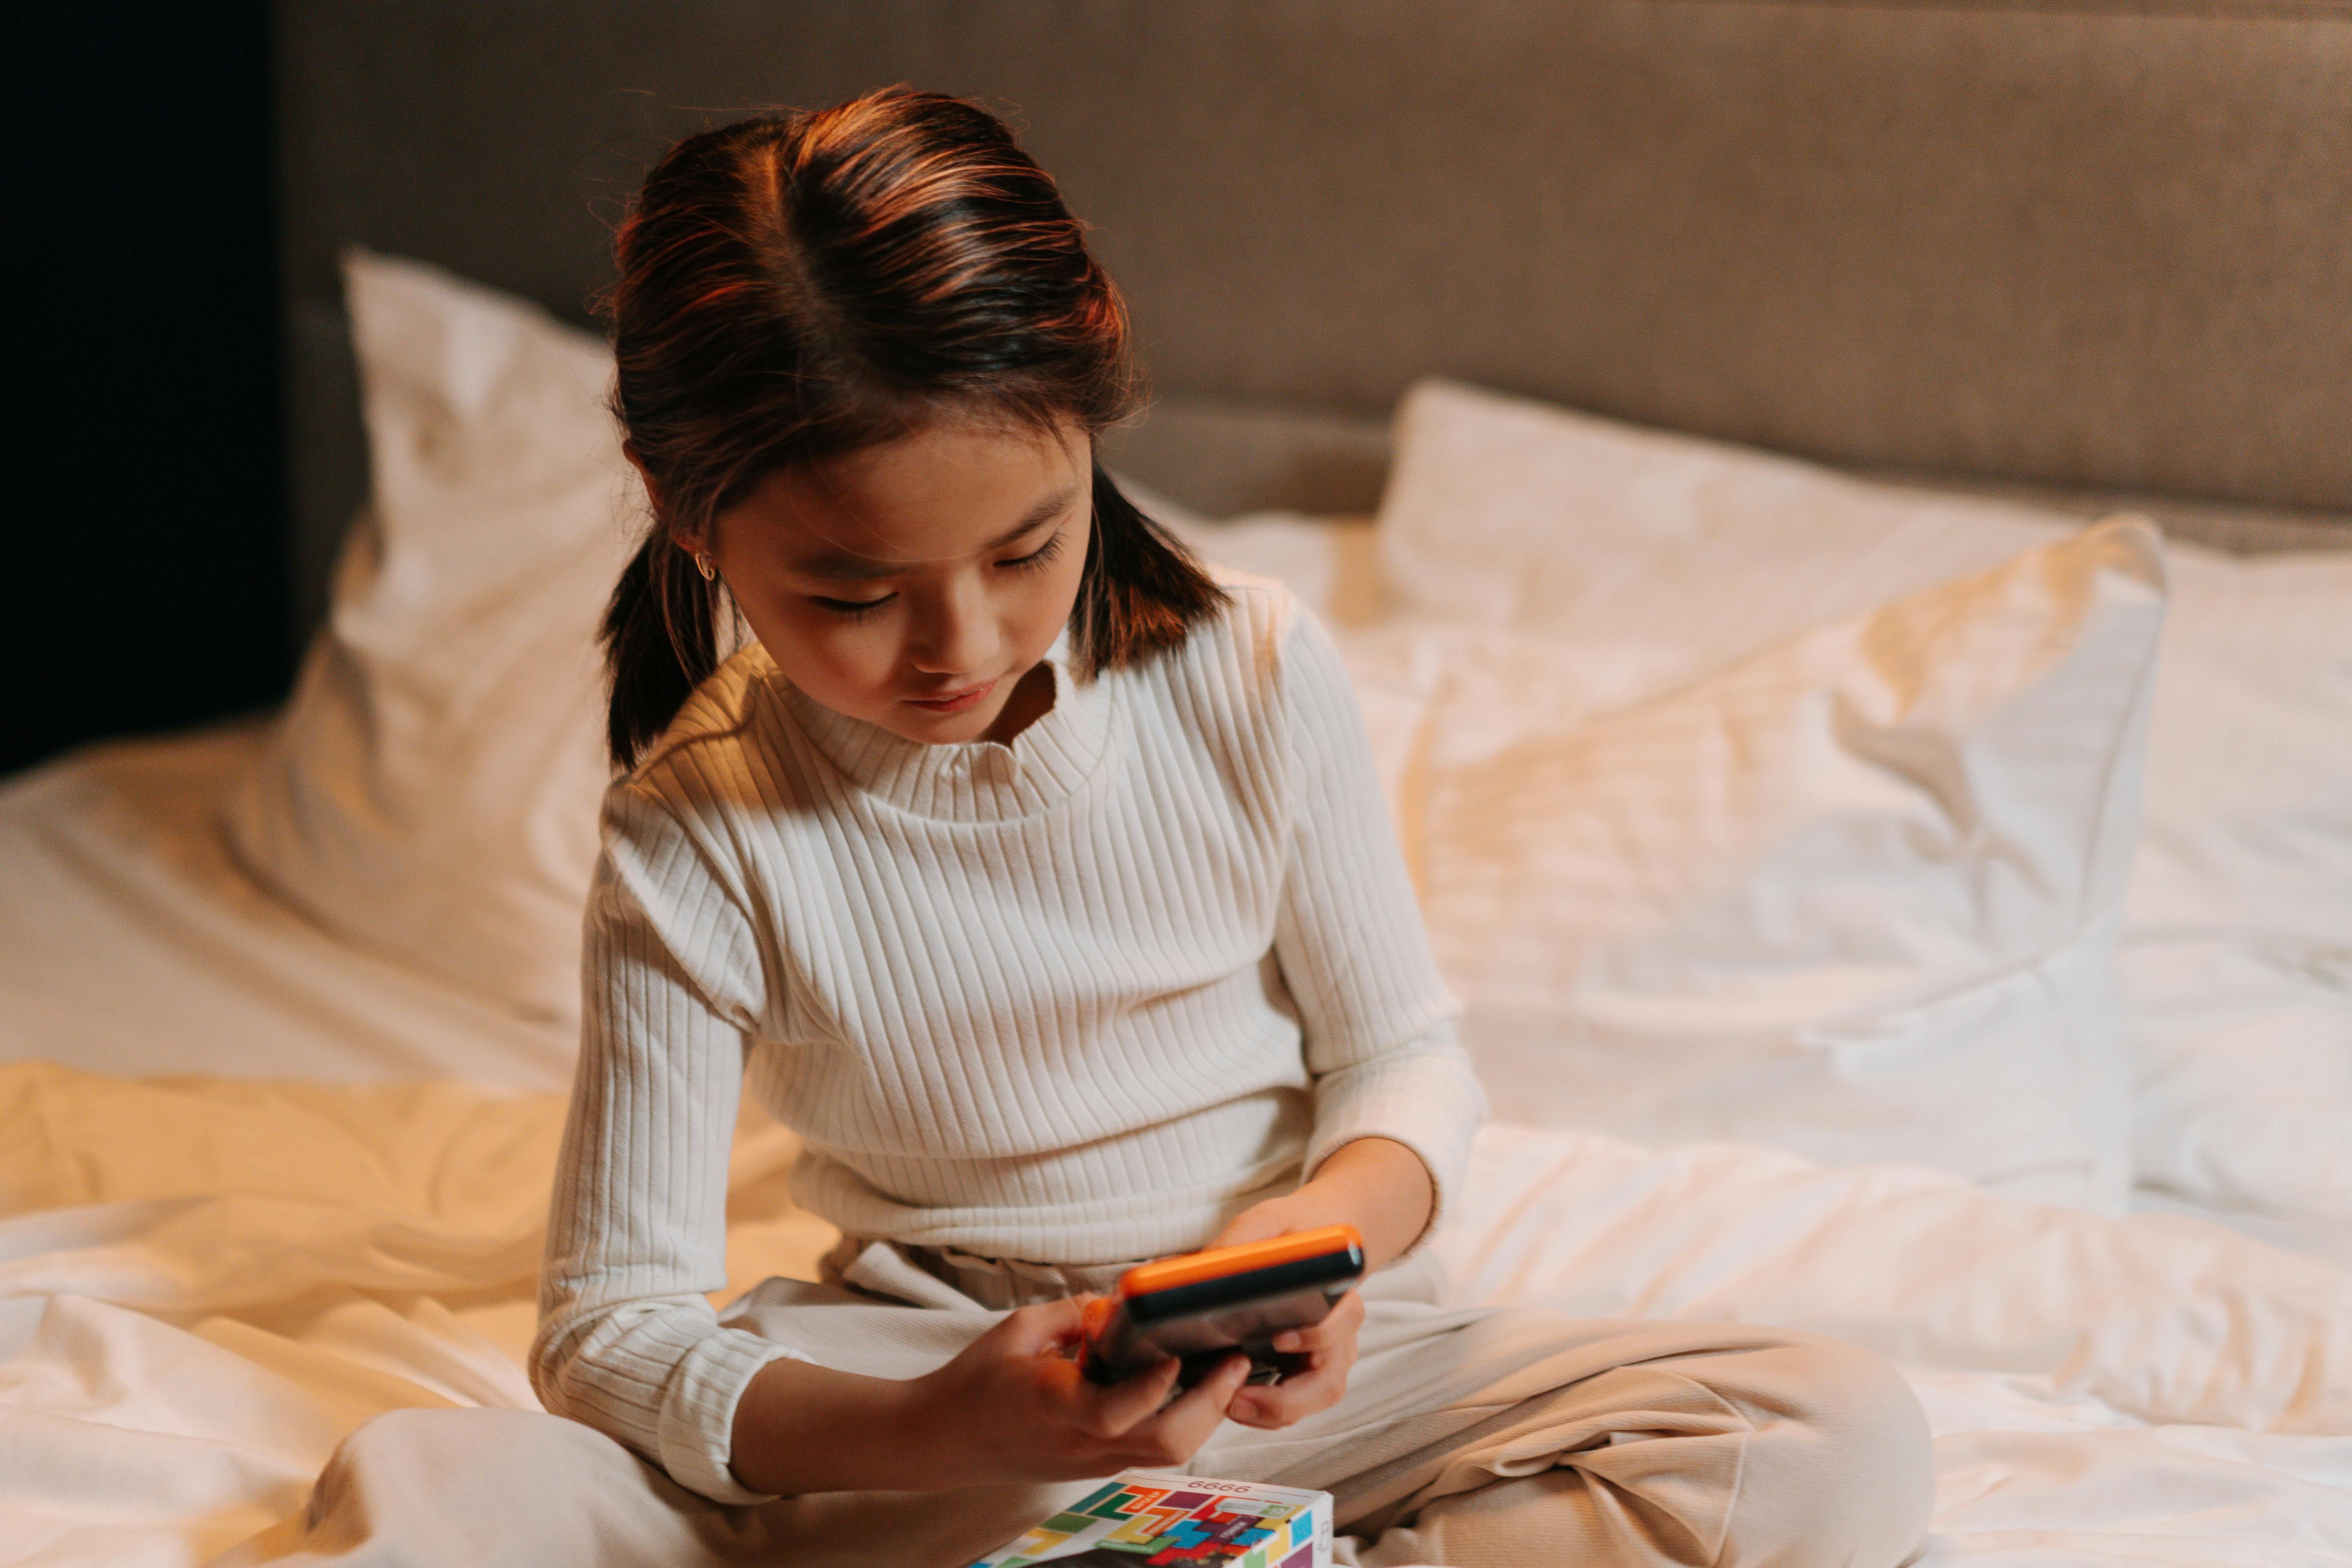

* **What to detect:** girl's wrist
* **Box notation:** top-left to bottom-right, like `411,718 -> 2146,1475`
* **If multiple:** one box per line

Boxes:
729,1356 -> 939,1495
897,1361 -> 988,1487
1308,1137 -> 1436,1270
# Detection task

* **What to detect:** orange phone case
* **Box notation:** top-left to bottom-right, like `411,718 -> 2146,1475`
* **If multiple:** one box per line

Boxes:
1112,1224 -> 1364,1299
1081,1224 -> 1366,1388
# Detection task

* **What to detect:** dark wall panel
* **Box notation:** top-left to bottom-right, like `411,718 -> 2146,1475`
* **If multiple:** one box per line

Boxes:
10,7 -> 286,775
280,0 -> 2352,555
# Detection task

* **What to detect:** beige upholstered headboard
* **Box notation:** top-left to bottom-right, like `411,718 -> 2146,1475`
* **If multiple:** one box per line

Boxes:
280,1 -> 2352,620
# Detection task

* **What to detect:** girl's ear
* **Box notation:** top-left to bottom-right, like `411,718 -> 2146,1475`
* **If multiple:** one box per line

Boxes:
623,442 -> 668,513
624,444 -> 702,554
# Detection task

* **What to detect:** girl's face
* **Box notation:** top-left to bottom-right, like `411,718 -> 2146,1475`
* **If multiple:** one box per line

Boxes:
692,419 -> 1093,746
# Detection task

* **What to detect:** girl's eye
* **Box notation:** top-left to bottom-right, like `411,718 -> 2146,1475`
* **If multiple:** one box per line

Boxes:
813,594 -> 893,620
806,527 -> 1061,617
1002,529 -> 1066,574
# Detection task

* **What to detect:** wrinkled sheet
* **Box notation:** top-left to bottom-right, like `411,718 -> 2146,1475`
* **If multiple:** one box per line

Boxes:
0,725 -> 576,1092
1,1065 -> 2344,1567
2,692 -> 2347,1564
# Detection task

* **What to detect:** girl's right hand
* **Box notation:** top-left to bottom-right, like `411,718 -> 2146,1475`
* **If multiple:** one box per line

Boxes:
906,1297 -> 1250,1486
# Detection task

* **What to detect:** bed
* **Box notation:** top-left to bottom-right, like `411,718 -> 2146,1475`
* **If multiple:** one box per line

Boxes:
6,5 -> 2350,1564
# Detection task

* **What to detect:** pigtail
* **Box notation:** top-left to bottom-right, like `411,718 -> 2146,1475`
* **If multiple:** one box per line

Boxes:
1070,464 -> 1230,679
601,534 -> 720,771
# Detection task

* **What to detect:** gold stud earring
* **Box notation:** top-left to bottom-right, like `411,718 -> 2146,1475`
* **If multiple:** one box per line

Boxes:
693,551 -> 717,583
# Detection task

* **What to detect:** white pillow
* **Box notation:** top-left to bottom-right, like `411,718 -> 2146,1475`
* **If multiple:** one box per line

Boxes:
1357,521 -> 2166,1210
223,252 -> 632,1023
2127,548 -> 2352,952
2119,547 -> 2352,1228
1375,378 -> 2352,1227
1379,378 -> 2076,679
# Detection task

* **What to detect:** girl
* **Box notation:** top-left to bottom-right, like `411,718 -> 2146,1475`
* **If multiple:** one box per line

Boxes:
271,88 -> 1934,1568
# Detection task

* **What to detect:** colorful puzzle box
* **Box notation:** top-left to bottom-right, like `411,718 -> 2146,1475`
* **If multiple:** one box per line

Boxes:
967,1471 -> 1333,1568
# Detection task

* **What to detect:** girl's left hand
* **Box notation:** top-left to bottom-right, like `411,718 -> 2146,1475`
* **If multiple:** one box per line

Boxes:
1198,1135 -> 1435,1430
1220,1286 -> 1364,1430
1210,1135 -> 1434,1275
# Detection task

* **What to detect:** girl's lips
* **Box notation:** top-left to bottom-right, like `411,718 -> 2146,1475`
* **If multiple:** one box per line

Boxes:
905,679 -> 996,714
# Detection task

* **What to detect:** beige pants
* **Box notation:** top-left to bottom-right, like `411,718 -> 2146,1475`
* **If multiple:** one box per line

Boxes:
220,1242 -> 1934,1568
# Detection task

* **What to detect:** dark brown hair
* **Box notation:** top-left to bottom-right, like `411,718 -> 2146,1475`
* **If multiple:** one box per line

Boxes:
600,87 -> 1226,768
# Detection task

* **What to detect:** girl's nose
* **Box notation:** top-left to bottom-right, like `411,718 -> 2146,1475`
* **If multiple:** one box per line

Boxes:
906,576 -> 997,676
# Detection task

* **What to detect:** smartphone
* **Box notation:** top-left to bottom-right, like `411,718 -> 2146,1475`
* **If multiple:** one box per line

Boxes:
1079,1223 -> 1366,1390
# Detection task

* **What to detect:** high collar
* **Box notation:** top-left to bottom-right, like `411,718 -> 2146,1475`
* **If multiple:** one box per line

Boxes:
766,631 -> 1117,822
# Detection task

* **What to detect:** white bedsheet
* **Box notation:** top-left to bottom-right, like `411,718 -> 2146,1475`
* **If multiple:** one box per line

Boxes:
0,725 -> 573,1092
0,1065 -> 2345,1567
2,714 -> 2346,1566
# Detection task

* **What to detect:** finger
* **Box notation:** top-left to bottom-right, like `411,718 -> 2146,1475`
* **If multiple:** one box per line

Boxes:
1274,1290 -> 1363,1353
992,1296 -> 1091,1356
1132,1353 -> 1252,1457
1085,1351 -> 1185,1435
1207,1213 -> 1292,1250
1227,1354 -> 1348,1429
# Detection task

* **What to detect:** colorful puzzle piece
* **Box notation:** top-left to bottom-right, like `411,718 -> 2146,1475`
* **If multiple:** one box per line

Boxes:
967,1471 -> 1331,1568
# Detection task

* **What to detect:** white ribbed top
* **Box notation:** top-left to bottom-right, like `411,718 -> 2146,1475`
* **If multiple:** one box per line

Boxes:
530,573 -> 1485,1503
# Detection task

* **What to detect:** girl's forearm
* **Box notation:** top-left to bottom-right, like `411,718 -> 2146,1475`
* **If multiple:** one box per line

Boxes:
1302,1136 -> 1435,1270
728,1355 -> 933,1495
729,1298 -> 1237,1498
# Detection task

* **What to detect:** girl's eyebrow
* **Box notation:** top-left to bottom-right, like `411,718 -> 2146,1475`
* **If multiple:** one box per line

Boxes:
796,488 -> 1079,581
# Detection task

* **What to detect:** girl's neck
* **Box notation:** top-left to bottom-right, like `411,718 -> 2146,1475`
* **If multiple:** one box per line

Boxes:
978,660 -> 1058,747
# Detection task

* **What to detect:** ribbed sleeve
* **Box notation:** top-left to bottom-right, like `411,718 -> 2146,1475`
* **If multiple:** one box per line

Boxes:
1275,610 -> 1488,1243
533,573 -> 1483,1502
531,786 -> 801,1505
